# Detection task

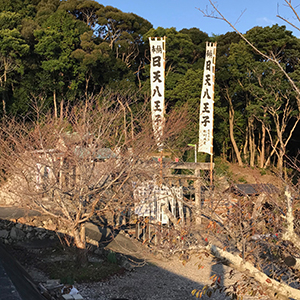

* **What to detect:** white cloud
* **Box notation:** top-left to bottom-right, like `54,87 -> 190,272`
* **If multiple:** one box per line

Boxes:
256,17 -> 276,26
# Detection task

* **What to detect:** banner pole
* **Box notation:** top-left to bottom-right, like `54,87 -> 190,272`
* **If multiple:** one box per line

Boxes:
160,150 -> 163,186
210,153 -> 213,187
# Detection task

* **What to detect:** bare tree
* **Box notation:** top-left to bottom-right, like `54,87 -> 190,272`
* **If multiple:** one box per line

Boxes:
0,92 -> 188,265
224,86 -> 244,167
167,1 -> 300,299
0,97 -> 135,264
149,173 -> 300,299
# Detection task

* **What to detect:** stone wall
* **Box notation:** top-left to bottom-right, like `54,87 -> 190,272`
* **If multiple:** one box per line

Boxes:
0,215 -> 67,244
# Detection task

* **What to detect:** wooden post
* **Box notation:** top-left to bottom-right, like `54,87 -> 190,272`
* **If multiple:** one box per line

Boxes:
159,150 -> 163,185
195,168 -> 201,207
185,206 -> 191,226
195,167 -> 202,224
135,218 -> 140,240
210,154 -> 213,187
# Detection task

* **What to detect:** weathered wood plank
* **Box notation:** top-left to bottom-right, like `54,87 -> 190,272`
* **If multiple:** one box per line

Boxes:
166,162 -> 214,170
163,175 -> 203,180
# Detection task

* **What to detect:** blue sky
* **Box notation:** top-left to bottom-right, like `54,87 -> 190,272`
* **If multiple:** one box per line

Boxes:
96,0 -> 299,36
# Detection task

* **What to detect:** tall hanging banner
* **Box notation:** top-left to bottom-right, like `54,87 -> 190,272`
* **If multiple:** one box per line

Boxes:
149,37 -> 166,151
198,42 -> 217,155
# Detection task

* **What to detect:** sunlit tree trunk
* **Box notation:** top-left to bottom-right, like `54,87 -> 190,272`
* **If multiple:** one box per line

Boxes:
229,105 -> 243,166
248,117 -> 256,167
53,90 -> 57,119
73,223 -> 88,267
243,126 -> 249,164
225,88 -> 243,166
60,100 -> 64,124
258,112 -> 267,169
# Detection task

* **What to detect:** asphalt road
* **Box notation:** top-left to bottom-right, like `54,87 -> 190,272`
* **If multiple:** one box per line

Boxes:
0,207 -> 46,299
0,242 -> 46,300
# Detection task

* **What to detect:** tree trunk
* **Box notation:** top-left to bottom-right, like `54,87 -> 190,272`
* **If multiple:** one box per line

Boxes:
205,243 -> 294,300
117,97 -> 127,143
259,114 -> 266,169
85,75 -> 90,102
229,108 -> 243,166
284,187 -> 300,250
264,139 -> 279,168
248,118 -> 256,167
277,148 -> 284,177
2,99 -> 5,115
226,89 -> 243,166
60,99 -> 64,124
222,140 -> 226,159
73,224 -> 88,267
83,75 -> 90,127
243,126 -> 249,164
1,60 -> 7,115
53,90 -> 57,119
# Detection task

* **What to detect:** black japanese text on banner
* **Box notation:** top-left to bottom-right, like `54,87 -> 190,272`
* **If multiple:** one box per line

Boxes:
149,37 -> 166,151
198,42 -> 217,155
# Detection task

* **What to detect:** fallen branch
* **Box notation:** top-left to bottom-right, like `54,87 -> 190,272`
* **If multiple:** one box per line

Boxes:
205,243 -> 297,300
282,187 -> 300,250
163,241 -> 299,300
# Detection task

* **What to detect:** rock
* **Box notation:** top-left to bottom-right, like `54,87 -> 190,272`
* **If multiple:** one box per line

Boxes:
94,247 -> 104,256
217,176 -> 230,191
26,232 -> 33,239
32,219 -> 43,227
38,232 -> 47,239
25,225 -> 34,232
119,258 -> 133,271
88,255 -> 104,263
15,223 -> 23,229
62,294 -> 73,300
0,229 -> 9,239
43,219 -> 57,231
10,226 -> 25,240
35,227 -> 46,234
17,217 -> 27,224
105,232 -> 139,257
85,222 -> 103,241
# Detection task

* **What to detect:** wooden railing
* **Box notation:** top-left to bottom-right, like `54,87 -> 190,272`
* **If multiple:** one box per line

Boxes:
163,162 -> 214,207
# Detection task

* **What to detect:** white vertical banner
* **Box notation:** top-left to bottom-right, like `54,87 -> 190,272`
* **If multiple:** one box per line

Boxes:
149,37 -> 166,151
133,180 -> 183,225
198,42 -> 217,155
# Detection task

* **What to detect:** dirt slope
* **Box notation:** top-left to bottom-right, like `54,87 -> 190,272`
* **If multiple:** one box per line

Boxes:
226,163 -> 283,189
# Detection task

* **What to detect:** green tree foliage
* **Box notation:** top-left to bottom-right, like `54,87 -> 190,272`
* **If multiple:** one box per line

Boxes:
168,69 -> 203,146
232,25 -> 300,167
59,0 -> 103,27
213,32 -> 243,159
0,11 -> 29,114
179,27 -> 209,69
96,5 -> 152,88
0,0 -> 300,171
0,0 -> 40,15
34,9 -> 89,111
35,0 -> 61,25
